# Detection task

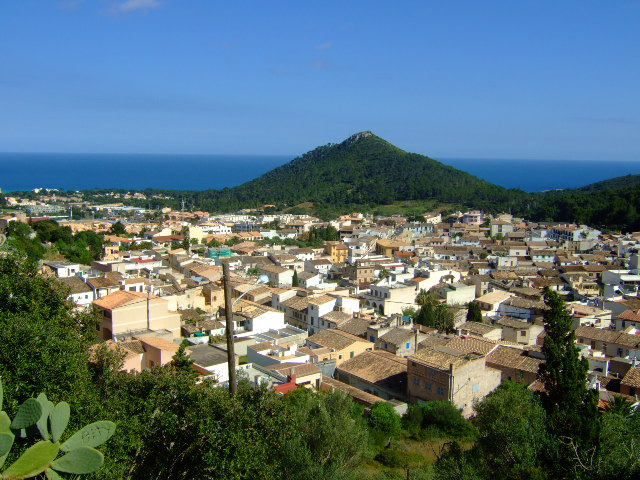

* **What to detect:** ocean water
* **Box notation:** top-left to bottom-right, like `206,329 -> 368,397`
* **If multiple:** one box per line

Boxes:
439,158 -> 640,192
0,152 -> 638,193
0,153 -> 291,192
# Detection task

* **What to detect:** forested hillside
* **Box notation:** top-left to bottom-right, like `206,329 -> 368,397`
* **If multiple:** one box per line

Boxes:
183,131 -> 530,214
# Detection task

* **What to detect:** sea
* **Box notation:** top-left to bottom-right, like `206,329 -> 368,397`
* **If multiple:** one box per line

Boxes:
0,152 -> 639,193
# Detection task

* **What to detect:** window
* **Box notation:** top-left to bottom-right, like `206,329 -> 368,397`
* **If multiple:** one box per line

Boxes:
413,377 -> 420,386
520,330 -> 526,336
472,383 -> 480,393
384,343 -> 388,349
370,336 -> 375,342
350,351 -> 354,358
424,381 -> 432,391
406,342 -> 411,349
437,386 -> 445,396
338,354 -> 343,360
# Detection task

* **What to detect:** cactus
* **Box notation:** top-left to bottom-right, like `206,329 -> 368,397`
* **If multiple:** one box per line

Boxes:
0,378 -> 115,479
50,403 -> 70,444
51,447 -> 103,474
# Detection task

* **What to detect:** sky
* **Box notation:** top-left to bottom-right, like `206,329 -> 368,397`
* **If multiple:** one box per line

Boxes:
0,0 -> 639,160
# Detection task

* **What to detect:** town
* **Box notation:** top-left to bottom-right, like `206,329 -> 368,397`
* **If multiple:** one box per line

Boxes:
2,190 -> 639,420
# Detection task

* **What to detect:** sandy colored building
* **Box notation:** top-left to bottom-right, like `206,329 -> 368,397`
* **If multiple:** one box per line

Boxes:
407,346 -> 501,417
93,290 -> 181,340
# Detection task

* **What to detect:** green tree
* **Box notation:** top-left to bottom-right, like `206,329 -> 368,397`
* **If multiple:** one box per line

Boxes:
109,221 -> 126,236
0,254 -> 98,412
472,381 -> 548,479
466,302 -> 483,323
278,389 -> 369,480
292,269 -> 299,287
170,344 -> 195,374
537,289 -> 600,476
434,304 -> 455,334
368,402 -> 401,437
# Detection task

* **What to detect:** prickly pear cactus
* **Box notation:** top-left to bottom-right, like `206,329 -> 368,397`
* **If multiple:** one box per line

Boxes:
0,378 -> 115,479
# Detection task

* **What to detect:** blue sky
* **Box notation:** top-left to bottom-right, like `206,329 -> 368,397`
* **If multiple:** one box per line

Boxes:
0,0 -> 638,160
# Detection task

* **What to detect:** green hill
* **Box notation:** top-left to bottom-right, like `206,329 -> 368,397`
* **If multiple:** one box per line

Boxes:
189,131 -> 528,214
577,174 -> 640,192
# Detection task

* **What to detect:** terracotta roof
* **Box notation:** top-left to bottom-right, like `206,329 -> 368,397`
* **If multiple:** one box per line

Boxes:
93,290 -> 150,310
475,290 -> 514,305
136,336 -> 182,352
86,277 -> 119,289
378,328 -> 414,345
618,309 -> 640,323
486,346 -> 542,373
337,318 -> 372,337
321,310 -> 353,325
457,321 -> 499,335
410,347 -> 471,371
444,336 -> 501,355
575,326 -> 637,346
621,366 -> 640,389
56,276 -> 92,295
321,376 -> 384,405
264,362 -> 321,378
496,317 -> 535,329
336,350 -> 407,387
308,295 -> 336,306
281,295 -> 309,312
307,329 -> 372,351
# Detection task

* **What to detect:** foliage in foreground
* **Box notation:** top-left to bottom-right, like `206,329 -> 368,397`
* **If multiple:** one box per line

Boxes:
0,378 -> 114,479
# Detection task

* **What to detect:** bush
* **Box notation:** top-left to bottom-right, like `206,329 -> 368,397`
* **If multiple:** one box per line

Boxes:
375,449 -> 425,469
404,401 -> 473,439
369,402 -> 401,436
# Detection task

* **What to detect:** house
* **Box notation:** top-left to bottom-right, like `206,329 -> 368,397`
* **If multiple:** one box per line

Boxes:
306,329 -> 373,365
620,366 -> 640,397
262,362 -> 322,390
375,239 -> 407,257
496,296 -> 547,321
432,282 -> 476,306
42,260 -> 82,278
496,317 -> 544,346
247,342 -> 310,367
276,292 -> 358,334
324,241 -> 349,263
260,264 -> 294,286
136,336 -> 184,370
575,326 -> 640,361
490,220 -> 514,238
320,376 -> 388,406
230,299 -> 285,334
188,343 -> 236,383
615,309 -> 640,331
93,290 -> 181,340
85,276 -> 121,300
486,345 -> 543,385
407,346 -> 501,417
363,280 -> 416,315
55,276 -> 93,308
473,290 -> 514,315
457,321 -> 502,341
375,328 -> 425,357
335,350 -> 408,401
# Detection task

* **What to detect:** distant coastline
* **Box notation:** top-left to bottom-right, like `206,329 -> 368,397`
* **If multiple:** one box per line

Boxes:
1,152 -> 638,193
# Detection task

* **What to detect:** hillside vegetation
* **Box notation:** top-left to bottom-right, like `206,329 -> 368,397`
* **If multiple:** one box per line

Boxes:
185,131 -> 529,215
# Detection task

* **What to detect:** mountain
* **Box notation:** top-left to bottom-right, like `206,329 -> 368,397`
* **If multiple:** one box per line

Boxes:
577,174 -> 640,192
189,131 -> 528,214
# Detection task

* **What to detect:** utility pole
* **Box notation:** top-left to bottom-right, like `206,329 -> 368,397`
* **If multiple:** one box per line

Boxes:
222,260 -> 237,394
146,289 -> 151,330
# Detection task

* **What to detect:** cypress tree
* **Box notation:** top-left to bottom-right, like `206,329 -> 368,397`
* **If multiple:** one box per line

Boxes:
292,269 -> 299,287
538,288 -> 599,475
466,302 -> 483,323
